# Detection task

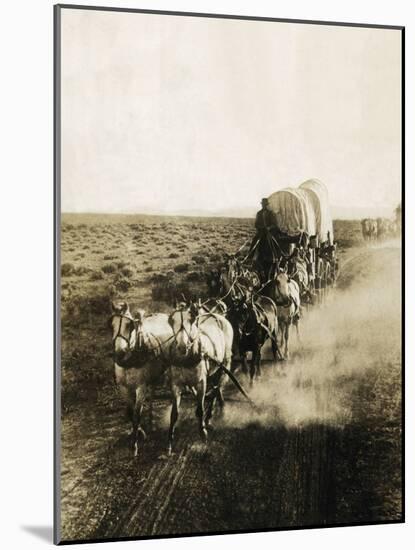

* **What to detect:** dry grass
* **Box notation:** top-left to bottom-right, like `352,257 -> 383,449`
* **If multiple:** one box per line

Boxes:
60,214 -> 363,409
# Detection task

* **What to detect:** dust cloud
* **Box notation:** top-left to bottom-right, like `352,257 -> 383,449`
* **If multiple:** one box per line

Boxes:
222,246 -> 401,429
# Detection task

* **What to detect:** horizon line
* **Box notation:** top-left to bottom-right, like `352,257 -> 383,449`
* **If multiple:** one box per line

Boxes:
61,208 -> 395,221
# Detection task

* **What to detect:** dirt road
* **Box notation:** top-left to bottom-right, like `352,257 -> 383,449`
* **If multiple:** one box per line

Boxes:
60,245 -> 402,542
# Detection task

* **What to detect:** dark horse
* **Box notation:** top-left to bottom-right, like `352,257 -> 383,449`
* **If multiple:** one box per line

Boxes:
206,255 -> 260,305
253,229 -> 306,283
227,293 -> 281,384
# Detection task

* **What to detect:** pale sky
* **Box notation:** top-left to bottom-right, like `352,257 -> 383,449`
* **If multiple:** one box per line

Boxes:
61,8 -> 402,216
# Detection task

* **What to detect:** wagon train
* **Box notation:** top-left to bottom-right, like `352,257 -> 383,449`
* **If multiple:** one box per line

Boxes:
109,179 -> 339,455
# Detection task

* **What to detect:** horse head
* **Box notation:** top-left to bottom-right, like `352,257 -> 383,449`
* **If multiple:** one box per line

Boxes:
273,267 -> 293,307
108,300 -> 137,363
206,269 -> 221,297
224,254 -> 241,282
233,296 -> 250,331
168,303 -> 200,358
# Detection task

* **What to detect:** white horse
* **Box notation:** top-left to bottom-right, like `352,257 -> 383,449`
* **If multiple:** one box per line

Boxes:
167,303 -> 233,454
315,255 -> 331,305
361,218 -> 378,242
109,301 -> 173,456
265,269 -> 300,359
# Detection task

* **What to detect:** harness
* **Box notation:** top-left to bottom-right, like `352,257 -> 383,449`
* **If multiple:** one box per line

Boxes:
170,309 -> 224,363
218,261 -> 261,304
110,314 -> 137,347
168,307 -> 259,406
235,297 -> 279,346
234,237 -> 252,256
240,237 -> 260,264
110,313 -> 174,369
266,233 -> 291,261
267,279 -> 300,325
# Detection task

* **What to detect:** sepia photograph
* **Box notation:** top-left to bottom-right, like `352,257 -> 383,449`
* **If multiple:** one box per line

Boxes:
55,5 -> 403,544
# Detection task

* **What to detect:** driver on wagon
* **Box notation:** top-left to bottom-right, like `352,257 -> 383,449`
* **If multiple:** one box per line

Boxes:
255,197 -> 278,233
246,198 -> 279,280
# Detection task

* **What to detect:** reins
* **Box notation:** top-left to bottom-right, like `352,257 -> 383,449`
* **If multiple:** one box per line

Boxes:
110,313 -> 176,364
240,238 -> 260,264
110,314 -> 137,347
204,354 -> 259,411
235,296 -> 280,349
170,307 -> 223,353
234,237 -> 252,256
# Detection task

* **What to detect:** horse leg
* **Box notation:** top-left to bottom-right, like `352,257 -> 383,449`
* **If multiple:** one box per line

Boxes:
231,335 -> 240,370
126,402 -> 134,424
271,337 -> 278,361
122,390 -> 134,430
205,381 -> 217,429
196,373 -> 208,443
216,358 -> 230,415
217,383 -> 225,412
278,322 -> 287,361
119,385 -> 136,442
284,323 -> 290,359
278,322 -> 285,360
256,347 -> 262,380
205,391 -> 216,429
295,319 -> 301,342
133,385 -> 147,457
249,348 -> 257,386
272,329 -> 284,362
271,332 -> 278,362
148,385 -> 154,432
168,382 -> 181,456
273,331 -> 284,376
241,350 -> 249,376
316,279 -> 321,306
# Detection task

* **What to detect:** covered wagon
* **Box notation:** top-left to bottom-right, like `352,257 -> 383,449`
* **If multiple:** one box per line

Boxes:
250,178 -> 337,298
299,179 -> 333,245
267,186 -> 317,239
267,178 -> 333,245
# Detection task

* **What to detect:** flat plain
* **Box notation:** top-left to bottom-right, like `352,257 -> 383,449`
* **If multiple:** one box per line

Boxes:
59,214 -> 402,542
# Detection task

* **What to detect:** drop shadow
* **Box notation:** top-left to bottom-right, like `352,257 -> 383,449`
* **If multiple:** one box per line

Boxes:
21,525 -> 53,543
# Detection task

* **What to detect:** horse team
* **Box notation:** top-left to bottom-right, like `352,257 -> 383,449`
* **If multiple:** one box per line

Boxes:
109,244 -> 338,457
361,216 -> 399,242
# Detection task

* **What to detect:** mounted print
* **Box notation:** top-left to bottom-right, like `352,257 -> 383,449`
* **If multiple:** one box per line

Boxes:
54,4 -> 404,545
